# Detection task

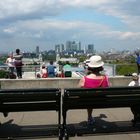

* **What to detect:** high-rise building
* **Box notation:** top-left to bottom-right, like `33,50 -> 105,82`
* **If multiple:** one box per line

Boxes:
66,41 -> 81,51
87,44 -> 94,54
66,41 -> 71,51
78,42 -> 81,51
55,44 -> 64,53
36,46 -> 39,55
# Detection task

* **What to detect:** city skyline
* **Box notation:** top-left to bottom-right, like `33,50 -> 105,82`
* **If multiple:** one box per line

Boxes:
0,0 -> 140,52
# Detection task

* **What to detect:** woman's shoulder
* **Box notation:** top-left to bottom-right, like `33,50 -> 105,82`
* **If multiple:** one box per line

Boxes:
86,74 -> 106,79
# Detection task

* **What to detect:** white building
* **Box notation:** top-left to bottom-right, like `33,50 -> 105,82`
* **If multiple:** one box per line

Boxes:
58,58 -> 79,63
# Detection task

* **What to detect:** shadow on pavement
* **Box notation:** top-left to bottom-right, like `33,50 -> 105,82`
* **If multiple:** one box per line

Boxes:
0,114 -> 140,139
0,119 -> 59,139
65,113 -> 140,137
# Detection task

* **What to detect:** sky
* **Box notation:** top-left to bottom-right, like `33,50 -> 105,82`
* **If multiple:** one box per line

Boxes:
0,0 -> 140,53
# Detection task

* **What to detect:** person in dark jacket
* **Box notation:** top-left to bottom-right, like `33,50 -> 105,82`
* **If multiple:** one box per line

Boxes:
13,49 -> 23,78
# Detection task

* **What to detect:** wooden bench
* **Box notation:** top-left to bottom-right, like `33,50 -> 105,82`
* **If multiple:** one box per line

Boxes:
62,86 -> 140,139
0,88 -> 62,140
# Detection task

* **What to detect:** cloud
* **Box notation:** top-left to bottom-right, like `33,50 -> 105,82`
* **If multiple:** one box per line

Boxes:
0,0 -> 140,52
0,0 -> 61,21
87,0 -> 140,29
3,27 -> 16,34
0,0 -> 140,29
2,18 -> 140,41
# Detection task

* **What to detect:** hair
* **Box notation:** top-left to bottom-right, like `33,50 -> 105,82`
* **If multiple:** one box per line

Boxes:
16,49 -> 20,54
42,65 -> 45,69
50,60 -> 53,65
36,72 -> 41,78
132,75 -> 139,80
9,53 -> 13,57
87,66 -> 104,75
66,61 -> 70,65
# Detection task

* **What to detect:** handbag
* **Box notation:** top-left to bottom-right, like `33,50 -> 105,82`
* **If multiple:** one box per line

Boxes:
98,76 -> 105,87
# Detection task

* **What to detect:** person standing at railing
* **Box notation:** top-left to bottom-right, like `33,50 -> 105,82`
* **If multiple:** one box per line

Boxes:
136,52 -> 140,75
6,53 -> 15,74
13,49 -> 23,79
78,55 -> 109,125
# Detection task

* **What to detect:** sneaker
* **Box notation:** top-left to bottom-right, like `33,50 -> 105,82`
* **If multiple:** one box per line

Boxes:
87,117 -> 95,125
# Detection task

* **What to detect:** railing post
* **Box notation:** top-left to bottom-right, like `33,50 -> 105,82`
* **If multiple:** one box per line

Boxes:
35,66 -> 37,78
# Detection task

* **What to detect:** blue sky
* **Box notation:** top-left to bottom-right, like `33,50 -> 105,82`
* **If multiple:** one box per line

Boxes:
0,0 -> 140,53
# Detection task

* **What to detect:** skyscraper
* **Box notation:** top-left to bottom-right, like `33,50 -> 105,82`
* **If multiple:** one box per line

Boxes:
55,44 -> 64,53
36,46 -> 39,55
87,44 -> 94,54
66,41 -> 81,51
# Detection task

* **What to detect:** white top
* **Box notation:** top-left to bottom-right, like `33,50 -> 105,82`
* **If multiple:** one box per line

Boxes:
6,57 -> 15,67
128,80 -> 140,86
41,68 -> 47,75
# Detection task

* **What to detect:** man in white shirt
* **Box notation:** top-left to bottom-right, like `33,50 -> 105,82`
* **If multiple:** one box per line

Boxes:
128,72 -> 140,124
128,73 -> 139,86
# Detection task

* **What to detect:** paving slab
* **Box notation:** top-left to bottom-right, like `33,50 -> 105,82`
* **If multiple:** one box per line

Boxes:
0,108 -> 140,140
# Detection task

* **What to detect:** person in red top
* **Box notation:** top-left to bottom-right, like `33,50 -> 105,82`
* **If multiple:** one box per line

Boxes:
78,55 -> 109,125
41,64 -> 47,78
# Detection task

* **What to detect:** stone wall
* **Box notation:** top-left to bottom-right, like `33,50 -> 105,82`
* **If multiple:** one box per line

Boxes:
0,76 -> 131,89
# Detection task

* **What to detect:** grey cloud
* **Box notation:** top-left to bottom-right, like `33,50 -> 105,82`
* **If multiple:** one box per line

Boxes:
1,0 -> 140,28
0,0 -> 140,52
0,0 -> 61,22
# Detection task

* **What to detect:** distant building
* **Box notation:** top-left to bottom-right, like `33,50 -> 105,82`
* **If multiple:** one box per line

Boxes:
66,41 -> 71,51
55,44 -> 64,53
66,41 -> 81,52
86,44 -> 94,54
58,57 -> 79,63
36,46 -> 40,55
78,42 -> 81,51
39,53 -> 43,62
23,52 -> 36,58
22,58 -> 42,65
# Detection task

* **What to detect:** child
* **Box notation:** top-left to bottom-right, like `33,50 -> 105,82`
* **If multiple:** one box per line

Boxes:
41,64 -> 47,78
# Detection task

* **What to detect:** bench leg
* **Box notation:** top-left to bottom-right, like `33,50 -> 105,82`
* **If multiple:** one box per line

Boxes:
62,110 -> 69,140
58,107 -> 63,140
59,127 -> 64,140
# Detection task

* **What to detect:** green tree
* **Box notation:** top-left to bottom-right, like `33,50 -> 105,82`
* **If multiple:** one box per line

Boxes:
116,64 -> 137,75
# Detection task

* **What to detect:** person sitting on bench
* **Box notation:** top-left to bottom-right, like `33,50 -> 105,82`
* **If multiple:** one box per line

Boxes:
128,73 -> 140,123
78,55 -> 109,125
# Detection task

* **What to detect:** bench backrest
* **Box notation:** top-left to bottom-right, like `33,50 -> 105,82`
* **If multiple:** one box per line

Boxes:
0,88 -> 61,112
63,86 -> 140,110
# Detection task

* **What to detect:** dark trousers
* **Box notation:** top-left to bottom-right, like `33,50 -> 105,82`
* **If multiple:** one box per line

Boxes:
137,64 -> 140,75
64,71 -> 72,77
16,66 -> 22,78
131,106 -> 140,122
9,67 -> 14,74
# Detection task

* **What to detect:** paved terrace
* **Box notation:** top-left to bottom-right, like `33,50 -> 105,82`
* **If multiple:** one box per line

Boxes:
0,76 -> 140,140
